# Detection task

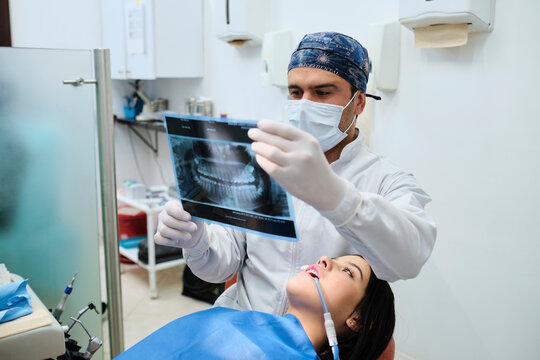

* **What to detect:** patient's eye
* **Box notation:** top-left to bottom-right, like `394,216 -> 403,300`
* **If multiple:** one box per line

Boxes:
343,267 -> 353,278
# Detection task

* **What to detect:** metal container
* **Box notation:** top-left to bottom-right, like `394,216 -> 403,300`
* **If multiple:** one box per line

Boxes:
203,100 -> 213,117
194,98 -> 213,117
151,98 -> 168,112
186,97 -> 213,116
185,96 -> 196,115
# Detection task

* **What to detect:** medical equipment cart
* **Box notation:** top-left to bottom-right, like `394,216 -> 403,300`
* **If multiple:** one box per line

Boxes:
117,185 -> 185,299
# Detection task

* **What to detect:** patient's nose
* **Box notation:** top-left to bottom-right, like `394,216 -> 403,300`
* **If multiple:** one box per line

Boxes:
317,256 -> 332,271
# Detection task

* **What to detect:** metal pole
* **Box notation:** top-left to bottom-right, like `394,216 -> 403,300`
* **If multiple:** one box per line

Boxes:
93,48 -> 125,357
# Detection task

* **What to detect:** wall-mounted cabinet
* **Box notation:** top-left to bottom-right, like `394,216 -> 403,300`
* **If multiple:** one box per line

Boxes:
102,0 -> 203,80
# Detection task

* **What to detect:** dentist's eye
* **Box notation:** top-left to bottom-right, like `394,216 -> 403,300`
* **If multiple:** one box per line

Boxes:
288,89 -> 302,99
315,92 -> 332,100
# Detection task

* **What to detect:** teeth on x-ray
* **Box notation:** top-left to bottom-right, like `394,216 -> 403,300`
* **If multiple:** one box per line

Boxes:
193,147 -> 265,210
196,160 -> 256,186
172,135 -> 289,216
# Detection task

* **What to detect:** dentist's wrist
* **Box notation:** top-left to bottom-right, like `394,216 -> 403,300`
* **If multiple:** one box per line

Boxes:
318,180 -> 361,226
183,222 -> 209,257
313,175 -> 347,211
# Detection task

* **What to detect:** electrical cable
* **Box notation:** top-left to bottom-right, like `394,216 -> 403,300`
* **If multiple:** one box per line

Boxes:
128,128 -> 148,185
145,128 -> 168,185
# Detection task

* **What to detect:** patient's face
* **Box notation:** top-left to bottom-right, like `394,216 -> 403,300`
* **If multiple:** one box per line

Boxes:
287,255 -> 371,329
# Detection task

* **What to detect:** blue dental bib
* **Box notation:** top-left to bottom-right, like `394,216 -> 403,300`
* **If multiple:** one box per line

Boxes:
115,307 -> 319,359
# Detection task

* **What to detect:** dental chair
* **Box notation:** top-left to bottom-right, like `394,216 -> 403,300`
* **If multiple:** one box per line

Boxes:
378,337 -> 395,360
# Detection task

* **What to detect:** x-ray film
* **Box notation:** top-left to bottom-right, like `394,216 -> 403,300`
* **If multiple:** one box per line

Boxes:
164,114 -> 297,241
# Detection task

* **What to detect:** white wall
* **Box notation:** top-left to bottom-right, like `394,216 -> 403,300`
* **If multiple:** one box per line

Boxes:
9,0 -> 540,358
376,1 -> 540,358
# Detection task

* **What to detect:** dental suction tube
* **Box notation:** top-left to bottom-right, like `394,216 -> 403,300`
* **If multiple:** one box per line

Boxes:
300,264 -> 339,360
313,277 -> 339,360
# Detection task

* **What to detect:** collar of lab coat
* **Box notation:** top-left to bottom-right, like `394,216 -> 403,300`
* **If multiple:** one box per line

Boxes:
332,129 -> 366,169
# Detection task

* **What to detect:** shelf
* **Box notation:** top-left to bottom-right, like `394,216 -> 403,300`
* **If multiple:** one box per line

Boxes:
115,118 -> 165,154
117,192 -> 168,214
115,118 -> 166,132
117,187 -> 182,299
119,246 -> 185,272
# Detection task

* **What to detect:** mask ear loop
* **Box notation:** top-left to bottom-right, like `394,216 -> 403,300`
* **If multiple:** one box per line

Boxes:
341,91 -> 360,134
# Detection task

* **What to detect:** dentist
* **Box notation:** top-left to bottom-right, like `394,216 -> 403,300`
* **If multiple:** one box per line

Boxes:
155,32 -> 437,315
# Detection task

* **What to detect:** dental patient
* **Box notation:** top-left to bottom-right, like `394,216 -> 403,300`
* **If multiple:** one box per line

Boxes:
114,255 -> 395,360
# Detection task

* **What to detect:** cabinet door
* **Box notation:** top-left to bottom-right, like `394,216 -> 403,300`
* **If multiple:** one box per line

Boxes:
102,0 -> 202,79
102,0 -> 155,79
124,0 -> 156,79
102,0 -> 128,79
0,47 -> 105,359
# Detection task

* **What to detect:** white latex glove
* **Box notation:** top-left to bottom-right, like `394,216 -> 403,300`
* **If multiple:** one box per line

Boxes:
247,119 -> 346,211
154,200 -> 205,248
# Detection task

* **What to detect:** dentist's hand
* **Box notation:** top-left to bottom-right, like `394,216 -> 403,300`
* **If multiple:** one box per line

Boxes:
154,200 -> 205,248
248,119 -> 346,211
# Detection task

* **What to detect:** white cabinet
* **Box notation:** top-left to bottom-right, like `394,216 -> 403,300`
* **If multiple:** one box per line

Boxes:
102,0 -> 203,79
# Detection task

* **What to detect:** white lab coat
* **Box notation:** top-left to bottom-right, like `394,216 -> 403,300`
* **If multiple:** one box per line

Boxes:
183,132 -> 436,315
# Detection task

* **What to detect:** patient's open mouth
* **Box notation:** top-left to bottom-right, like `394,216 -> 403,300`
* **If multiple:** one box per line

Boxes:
304,265 -> 320,279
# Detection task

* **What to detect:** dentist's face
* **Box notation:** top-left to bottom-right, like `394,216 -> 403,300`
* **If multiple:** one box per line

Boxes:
287,255 -> 371,331
287,67 -> 365,132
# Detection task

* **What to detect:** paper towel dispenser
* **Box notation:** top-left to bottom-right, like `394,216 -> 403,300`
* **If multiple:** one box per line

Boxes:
214,0 -> 269,47
399,0 -> 495,33
368,20 -> 401,91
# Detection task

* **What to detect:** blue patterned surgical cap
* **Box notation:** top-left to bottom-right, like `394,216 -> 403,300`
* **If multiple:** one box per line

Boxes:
288,32 -> 371,93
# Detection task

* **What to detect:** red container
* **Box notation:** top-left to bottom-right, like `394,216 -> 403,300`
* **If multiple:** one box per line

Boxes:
118,205 -> 146,239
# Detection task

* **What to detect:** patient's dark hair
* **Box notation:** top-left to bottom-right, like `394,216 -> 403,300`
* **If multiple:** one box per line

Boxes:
319,261 -> 395,360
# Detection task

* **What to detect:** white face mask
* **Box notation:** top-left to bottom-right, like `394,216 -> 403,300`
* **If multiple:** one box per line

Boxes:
288,92 -> 357,152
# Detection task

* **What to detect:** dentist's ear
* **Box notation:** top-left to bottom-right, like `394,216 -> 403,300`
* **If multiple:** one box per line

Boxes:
354,92 -> 366,115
